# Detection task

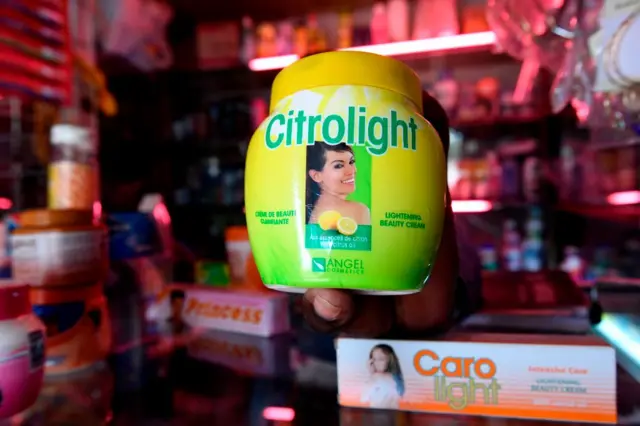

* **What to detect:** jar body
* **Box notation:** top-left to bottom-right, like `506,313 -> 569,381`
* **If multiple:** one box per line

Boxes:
11,225 -> 106,287
245,85 -> 446,293
48,124 -> 98,210
33,290 -> 111,376
0,314 -> 45,418
225,226 -> 252,285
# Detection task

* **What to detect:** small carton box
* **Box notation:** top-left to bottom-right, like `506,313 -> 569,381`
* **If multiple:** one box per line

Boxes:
179,285 -> 290,337
337,333 -> 617,424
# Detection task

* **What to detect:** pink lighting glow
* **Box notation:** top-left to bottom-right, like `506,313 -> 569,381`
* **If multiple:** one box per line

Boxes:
451,200 -> 493,213
248,32 -> 496,71
152,202 -> 172,226
92,201 -> 102,223
0,197 -> 12,210
249,54 -> 298,72
607,190 -> 640,206
262,406 -> 295,422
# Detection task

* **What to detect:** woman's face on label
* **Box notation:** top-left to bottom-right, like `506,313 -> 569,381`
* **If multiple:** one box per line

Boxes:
371,349 -> 389,373
313,150 -> 356,196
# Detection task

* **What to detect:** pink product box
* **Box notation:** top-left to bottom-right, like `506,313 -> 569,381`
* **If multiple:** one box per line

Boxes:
179,285 -> 290,337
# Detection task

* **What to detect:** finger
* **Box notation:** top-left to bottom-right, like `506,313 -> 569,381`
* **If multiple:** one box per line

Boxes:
303,289 -> 395,337
302,289 -> 395,337
338,293 -> 395,337
303,289 -> 354,333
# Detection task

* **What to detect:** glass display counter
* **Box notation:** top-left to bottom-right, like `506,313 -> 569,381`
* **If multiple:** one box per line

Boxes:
8,281 -> 640,426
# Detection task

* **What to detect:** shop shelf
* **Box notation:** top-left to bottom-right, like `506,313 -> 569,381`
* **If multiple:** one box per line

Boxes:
452,200 -> 552,214
249,32 -> 496,72
558,202 -> 640,223
450,113 -> 548,129
456,194 -> 640,220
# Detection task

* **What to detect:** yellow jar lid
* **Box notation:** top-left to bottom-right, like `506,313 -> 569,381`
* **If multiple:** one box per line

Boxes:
270,51 -> 423,114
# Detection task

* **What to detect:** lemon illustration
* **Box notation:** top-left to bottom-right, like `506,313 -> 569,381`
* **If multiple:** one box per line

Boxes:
337,217 -> 358,236
318,210 -> 342,231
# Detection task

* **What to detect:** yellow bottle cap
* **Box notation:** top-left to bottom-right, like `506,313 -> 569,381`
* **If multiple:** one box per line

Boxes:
269,51 -> 423,114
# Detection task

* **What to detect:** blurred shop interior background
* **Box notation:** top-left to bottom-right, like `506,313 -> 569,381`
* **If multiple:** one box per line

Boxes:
0,0 -> 640,423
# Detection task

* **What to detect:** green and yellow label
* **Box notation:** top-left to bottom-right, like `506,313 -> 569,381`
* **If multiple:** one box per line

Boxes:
245,85 -> 446,292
